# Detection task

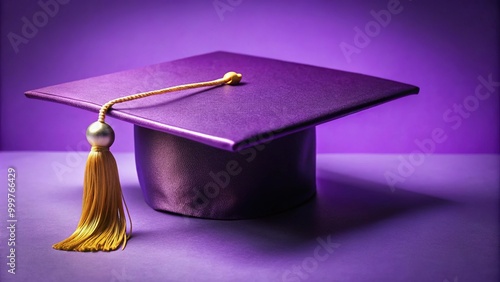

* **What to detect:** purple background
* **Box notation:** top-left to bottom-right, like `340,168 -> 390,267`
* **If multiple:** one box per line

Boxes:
1,0 -> 498,153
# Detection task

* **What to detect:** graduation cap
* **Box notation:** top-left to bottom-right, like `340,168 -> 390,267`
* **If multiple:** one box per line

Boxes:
25,51 -> 419,252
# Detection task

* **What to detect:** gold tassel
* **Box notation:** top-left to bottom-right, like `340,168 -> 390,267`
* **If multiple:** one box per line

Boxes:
52,72 -> 241,252
53,123 -> 131,252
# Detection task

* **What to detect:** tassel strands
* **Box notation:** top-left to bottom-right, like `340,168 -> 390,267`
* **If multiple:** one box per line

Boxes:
53,122 -> 131,252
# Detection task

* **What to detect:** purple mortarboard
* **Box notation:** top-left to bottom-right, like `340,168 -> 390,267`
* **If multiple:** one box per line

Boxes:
26,51 -> 419,251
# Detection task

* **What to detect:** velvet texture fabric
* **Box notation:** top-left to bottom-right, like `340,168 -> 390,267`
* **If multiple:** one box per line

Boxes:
24,51 -> 419,219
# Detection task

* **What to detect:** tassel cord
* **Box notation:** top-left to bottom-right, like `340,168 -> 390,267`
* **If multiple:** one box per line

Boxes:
98,73 -> 240,123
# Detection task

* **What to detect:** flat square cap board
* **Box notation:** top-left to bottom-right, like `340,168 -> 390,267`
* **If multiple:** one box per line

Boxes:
26,51 -> 419,219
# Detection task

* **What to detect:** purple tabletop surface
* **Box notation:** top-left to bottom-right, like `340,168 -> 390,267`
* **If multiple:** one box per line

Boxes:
0,152 -> 498,282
